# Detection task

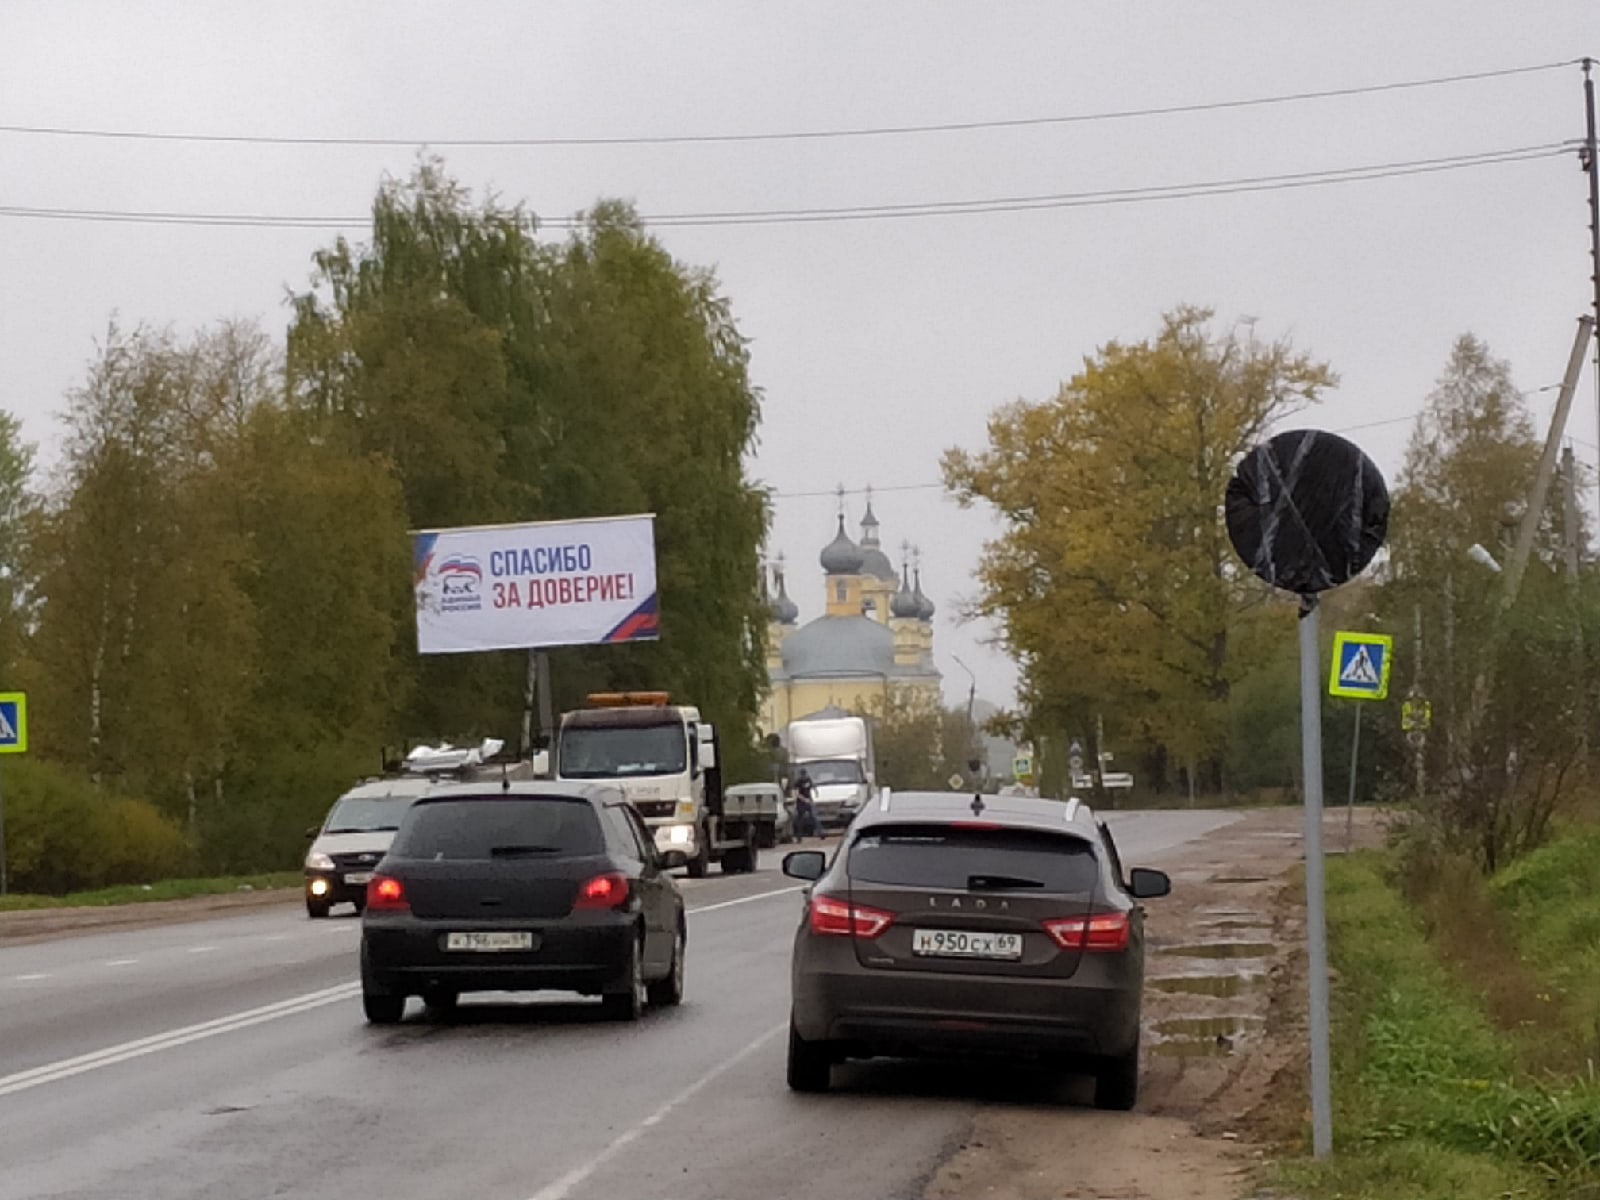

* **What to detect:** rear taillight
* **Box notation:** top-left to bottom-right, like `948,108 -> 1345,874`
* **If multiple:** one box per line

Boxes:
1044,912 -> 1131,953
575,872 -> 632,911
808,895 -> 895,939
366,874 -> 410,914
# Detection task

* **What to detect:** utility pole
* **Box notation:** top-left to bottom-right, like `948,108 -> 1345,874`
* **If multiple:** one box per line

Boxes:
1582,59 -> 1599,430
1563,444 -> 1582,582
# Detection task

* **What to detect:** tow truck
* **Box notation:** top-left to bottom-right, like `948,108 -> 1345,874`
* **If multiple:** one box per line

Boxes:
548,692 -> 777,877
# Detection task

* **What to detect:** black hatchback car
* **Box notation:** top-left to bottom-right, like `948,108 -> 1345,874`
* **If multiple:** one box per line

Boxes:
783,791 -> 1170,1108
360,782 -> 689,1024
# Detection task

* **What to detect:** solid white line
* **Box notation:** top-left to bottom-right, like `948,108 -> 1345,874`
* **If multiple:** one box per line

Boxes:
104,959 -> 137,967
13,973 -> 49,981
525,1021 -> 785,1200
187,946 -> 216,954
0,983 -> 358,1098
687,886 -> 801,915
263,934 -> 289,942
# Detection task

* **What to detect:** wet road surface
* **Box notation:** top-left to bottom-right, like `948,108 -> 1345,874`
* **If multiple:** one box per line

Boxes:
0,810 -> 1240,1200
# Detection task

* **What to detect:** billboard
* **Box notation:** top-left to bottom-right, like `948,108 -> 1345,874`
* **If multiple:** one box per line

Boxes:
414,514 -> 659,655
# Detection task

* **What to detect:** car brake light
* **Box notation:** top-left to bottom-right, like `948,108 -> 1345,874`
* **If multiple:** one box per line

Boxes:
1044,912 -> 1131,952
949,820 -> 1003,830
809,895 -> 894,939
575,872 -> 632,910
367,875 -> 410,914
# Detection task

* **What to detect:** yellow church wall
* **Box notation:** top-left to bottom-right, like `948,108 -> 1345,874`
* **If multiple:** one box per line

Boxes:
759,676 -> 940,737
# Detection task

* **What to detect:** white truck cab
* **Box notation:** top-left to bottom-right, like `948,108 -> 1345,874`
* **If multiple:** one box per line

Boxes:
554,692 -> 774,877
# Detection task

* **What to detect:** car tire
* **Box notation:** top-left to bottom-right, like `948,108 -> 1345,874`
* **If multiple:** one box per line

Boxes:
686,834 -> 710,879
786,1020 -> 832,1093
306,897 -> 331,919
422,990 -> 459,1018
361,944 -> 405,1024
1094,1039 -> 1140,1111
351,897 -> 366,916
601,935 -> 647,1022
647,922 -> 686,1008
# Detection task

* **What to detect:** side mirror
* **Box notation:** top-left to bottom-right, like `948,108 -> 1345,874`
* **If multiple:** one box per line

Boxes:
698,739 -> 718,772
658,849 -> 690,871
531,749 -> 551,777
1128,867 -> 1171,900
783,850 -> 827,882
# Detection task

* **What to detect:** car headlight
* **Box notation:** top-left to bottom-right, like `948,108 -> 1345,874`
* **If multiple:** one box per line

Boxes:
305,852 -> 335,871
668,824 -> 693,845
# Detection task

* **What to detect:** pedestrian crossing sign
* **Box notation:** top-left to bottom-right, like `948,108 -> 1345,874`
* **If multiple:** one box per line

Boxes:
0,692 -> 27,753
1328,633 -> 1392,701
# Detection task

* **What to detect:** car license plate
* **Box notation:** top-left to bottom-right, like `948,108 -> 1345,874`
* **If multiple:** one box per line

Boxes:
445,931 -> 534,952
343,872 -> 373,885
911,929 -> 1023,960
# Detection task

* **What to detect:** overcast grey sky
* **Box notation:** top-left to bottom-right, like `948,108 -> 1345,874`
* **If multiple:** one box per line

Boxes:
2,2 -> 1596,708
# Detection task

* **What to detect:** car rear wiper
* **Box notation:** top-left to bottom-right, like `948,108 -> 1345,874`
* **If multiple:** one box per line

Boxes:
967,873 -> 1046,891
489,844 -> 564,857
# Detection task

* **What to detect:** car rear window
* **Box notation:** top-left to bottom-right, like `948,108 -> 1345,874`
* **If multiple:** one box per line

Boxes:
848,825 -> 1099,893
389,798 -> 604,860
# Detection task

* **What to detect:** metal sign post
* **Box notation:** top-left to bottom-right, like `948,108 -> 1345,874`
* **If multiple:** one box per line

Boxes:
0,692 -> 30,898
1226,430 -> 1390,1161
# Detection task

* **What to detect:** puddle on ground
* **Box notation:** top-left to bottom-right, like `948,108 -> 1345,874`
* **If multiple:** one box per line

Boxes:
1148,973 -> 1264,998
1151,1015 -> 1266,1057
1210,874 -> 1271,884
1195,906 -> 1258,917
1162,941 -> 1276,959
1200,918 -> 1273,934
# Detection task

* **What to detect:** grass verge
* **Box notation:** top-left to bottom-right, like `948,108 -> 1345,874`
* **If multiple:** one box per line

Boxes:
1272,852 -> 1600,1200
0,871 -> 301,912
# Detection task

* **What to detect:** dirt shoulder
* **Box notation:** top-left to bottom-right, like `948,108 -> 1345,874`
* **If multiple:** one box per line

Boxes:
0,887 -> 301,945
925,806 -> 1385,1200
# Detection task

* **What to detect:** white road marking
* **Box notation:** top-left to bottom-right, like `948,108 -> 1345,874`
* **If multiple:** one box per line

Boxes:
187,946 -> 216,954
104,959 -> 137,967
687,886 -> 801,915
263,934 -> 289,942
14,973 -> 49,982
0,983 -> 359,1099
525,1022 -> 785,1200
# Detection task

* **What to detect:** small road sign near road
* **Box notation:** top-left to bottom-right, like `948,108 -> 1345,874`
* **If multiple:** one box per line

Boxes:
0,693 -> 27,754
1401,697 -> 1433,732
1328,633 -> 1393,701
1012,754 -> 1034,780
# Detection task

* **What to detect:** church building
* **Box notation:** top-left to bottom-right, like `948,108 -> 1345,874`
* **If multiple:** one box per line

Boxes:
761,497 -> 942,734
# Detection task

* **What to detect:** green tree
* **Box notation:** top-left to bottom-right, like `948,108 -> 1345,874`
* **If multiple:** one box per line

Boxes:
1385,334 -> 1591,869
944,307 -> 1333,794
288,166 -> 770,773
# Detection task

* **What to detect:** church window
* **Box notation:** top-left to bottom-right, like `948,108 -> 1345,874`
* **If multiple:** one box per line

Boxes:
836,581 -> 847,604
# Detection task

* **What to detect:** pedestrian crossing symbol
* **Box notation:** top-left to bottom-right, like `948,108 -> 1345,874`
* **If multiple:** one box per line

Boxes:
1328,633 -> 1393,701
0,692 -> 27,753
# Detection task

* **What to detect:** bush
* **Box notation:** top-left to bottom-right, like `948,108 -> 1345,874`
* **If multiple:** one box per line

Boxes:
2,758 -> 192,894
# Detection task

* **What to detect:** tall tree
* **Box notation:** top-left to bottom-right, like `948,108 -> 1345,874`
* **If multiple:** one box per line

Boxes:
944,307 -> 1334,792
288,166 -> 770,769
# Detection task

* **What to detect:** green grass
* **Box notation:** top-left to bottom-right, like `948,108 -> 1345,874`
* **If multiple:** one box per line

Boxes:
1491,828 -> 1600,1064
1272,852 -> 1600,1200
0,871 -> 302,912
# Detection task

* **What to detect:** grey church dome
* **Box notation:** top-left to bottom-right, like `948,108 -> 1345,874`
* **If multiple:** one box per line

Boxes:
858,501 -> 897,582
819,515 -> 865,576
769,569 -> 799,626
913,569 -> 935,620
890,576 -> 921,619
781,615 -> 895,678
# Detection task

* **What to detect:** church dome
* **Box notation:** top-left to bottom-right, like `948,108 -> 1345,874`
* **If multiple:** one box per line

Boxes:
913,570 -> 936,620
819,515 -> 865,576
769,569 -> 799,626
781,615 -> 895,678
890,576 -> 921,619
857,499 -> 899,582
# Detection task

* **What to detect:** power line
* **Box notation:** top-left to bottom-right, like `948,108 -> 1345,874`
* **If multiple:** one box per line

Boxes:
0,142 -> 1569,232
0,60 -> 1574,149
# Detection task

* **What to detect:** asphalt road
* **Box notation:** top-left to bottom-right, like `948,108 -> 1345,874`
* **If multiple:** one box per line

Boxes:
0,810 -> 1240,1200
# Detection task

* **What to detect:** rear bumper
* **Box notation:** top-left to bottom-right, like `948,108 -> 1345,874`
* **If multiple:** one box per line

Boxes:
792,959 -> 1141,1059
363,915 -> 635,997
